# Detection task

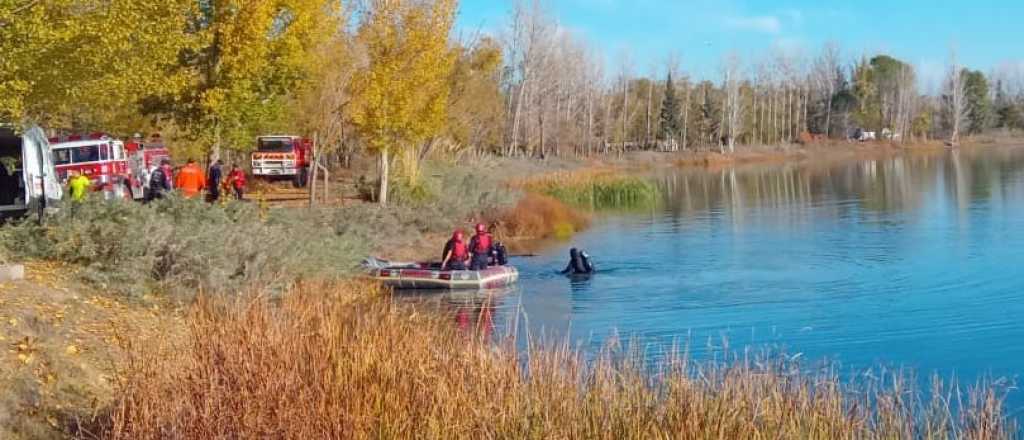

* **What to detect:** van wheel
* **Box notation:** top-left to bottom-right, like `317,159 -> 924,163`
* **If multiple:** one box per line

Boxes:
293,168 -> 309,188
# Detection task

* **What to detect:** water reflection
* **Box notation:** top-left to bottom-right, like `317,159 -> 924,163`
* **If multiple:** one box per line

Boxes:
397,288 -> 516,339
657,148 -> 1024,225
399,147 -> 1024,411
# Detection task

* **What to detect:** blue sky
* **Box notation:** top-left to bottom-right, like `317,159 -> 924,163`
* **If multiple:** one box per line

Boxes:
456,0 -> 1024,89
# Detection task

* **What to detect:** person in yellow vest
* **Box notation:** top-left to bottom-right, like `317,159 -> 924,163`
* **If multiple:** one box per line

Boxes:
67,170 -> 91,202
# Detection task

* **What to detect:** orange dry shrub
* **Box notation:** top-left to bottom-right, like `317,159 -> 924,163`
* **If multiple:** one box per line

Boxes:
497,193 -> 589,240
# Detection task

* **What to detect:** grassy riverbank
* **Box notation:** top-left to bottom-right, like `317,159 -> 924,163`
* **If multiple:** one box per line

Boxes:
101,281 -> 1014,439
2,151 -> 1022,438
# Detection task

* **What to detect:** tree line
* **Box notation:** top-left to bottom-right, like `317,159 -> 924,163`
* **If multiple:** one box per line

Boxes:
4,0 -> 1024,201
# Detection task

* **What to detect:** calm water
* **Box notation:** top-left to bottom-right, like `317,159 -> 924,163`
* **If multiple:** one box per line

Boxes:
411,147 -> 1024,409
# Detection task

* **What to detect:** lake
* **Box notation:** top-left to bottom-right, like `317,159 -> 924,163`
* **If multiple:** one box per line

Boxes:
411,146 -> 1024,411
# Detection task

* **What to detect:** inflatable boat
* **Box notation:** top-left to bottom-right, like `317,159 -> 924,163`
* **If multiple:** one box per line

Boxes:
362,255 -> 520,290
363,258 -> 519,290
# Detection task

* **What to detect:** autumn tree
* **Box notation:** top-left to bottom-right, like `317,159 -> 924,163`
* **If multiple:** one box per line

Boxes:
149,0 -> 338,160
446,36 -> 505,153
1,0 -> 195,129
349,0 -> 457,206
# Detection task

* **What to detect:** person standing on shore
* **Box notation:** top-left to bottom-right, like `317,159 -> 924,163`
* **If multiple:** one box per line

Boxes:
174,158 -> 205,199
227,164 -> 246,200
206,160 -> 223,203
146,159 -> 174,202
67,170 -> 91,203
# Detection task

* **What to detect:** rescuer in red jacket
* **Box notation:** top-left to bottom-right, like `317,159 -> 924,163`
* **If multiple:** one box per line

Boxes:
227,164 -> 246,200
441,230 -> 468,271
468,223 -> 493,270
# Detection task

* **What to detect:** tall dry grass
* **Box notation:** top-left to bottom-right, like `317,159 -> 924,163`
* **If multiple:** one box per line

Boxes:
102,281 -> 1017,439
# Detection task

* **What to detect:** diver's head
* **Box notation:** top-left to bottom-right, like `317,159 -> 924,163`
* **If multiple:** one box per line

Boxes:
569,248 -> 579,258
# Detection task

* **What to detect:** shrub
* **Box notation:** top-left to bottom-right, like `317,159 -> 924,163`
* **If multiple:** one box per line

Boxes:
1,197 -> 367,297
0,165 -> 520,297
498,193 -> 589,240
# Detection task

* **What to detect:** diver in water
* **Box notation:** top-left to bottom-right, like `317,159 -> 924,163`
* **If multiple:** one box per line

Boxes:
561,248 -> 595,275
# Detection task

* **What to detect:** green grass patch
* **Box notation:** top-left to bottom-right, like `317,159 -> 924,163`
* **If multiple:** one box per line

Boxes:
529,175 -> 661,211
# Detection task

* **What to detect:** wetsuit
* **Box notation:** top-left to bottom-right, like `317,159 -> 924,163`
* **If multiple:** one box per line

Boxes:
561,248 -> 595,275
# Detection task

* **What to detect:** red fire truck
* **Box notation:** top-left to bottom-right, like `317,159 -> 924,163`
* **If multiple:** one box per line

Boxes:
251,135 -> 313,187
124,133 -> 171,200
50,133 -> 132,200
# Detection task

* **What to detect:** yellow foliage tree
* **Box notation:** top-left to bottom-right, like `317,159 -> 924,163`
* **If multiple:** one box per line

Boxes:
0,0 -> 195,129
349,0 -> 458,206
446,36 -> 505,152
166,0 -> 339,160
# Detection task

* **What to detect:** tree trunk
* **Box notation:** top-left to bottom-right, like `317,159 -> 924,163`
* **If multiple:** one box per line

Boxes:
377,151 -> 389,207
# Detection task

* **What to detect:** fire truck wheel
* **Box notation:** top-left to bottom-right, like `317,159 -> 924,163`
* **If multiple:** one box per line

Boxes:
293,168 -> 309,188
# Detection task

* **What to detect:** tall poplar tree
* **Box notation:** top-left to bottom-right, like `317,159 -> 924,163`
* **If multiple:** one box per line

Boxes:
349,0 -> 457,206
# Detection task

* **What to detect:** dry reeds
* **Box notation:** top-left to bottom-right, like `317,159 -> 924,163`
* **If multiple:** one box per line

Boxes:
104,282 -> 1017,439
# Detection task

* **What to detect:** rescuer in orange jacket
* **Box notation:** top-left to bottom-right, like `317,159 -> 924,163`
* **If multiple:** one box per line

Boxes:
174,158 -> 206,198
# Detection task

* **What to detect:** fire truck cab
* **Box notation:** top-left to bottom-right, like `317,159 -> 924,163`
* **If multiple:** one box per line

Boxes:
251,135 -> 312,188
50,134 -> 131,200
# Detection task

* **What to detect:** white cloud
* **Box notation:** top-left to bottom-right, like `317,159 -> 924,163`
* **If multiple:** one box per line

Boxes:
725,15 -> 782,34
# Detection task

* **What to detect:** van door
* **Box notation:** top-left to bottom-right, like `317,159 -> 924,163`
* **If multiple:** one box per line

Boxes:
20,126 -> 62,210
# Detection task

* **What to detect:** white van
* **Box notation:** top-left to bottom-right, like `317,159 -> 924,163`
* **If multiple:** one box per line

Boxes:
0,125 -> 63,220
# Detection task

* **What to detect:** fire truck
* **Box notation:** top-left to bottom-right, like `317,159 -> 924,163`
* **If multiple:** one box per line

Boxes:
49,133 -> 132,200
124,133 -> 171,200
251,135 -> 313,187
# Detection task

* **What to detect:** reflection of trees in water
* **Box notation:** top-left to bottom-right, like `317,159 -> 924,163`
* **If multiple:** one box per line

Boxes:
658,149 -> 1024,226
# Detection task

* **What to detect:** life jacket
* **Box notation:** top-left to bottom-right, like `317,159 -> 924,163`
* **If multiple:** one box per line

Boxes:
451,240 -> 468,259
229,170 -> 246,189
473,233 -> 492,254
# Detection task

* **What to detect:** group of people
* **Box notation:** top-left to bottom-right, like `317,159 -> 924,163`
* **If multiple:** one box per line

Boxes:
438,223 -> 595,276
144,158 -> 246,203
441,223 -> 508,271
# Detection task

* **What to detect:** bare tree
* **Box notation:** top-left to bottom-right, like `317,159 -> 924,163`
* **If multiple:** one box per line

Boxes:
945,49 -> 969,146
723,54 -> 744,153
813,42 -> 841,137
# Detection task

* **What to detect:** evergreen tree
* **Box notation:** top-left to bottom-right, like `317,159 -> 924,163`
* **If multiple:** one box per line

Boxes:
963,69 -> 993,134
658,72 -> 681,141
994,80 -> 1023,130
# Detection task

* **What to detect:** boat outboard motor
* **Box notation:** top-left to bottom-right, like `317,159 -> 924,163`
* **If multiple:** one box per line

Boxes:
492,241 -> 508,266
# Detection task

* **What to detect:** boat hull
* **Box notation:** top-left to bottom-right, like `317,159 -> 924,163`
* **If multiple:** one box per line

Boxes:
367,264 -> 519,290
